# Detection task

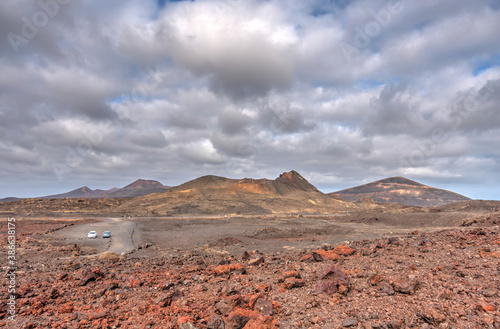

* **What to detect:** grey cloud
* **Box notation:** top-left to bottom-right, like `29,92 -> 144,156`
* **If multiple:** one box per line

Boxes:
167,111 -> 207,130
448,79 -> 500,132
129,130 -> 168,148
210,132 -> 256,158
217,109 -> 252,135
121,1 -> 298,100
363,84 -> 425,136
259,100 -> 316,134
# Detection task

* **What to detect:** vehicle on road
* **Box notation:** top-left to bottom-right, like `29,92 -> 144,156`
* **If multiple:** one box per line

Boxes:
88,231 -> 97,238
103,231 -> 111,238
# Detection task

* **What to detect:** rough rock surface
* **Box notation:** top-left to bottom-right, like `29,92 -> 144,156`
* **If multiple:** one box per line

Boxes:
1,222 -> 499,328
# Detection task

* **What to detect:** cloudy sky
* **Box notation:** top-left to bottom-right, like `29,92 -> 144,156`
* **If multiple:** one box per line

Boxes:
1,0 -> 499,199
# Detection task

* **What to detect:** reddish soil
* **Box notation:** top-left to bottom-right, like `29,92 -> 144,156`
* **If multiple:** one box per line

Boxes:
0,215 -> 499,328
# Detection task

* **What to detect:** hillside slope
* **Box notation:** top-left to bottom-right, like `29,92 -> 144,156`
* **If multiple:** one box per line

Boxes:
108,179 -> 169,198
113,170 -> 365,216
330,177 -> 470,207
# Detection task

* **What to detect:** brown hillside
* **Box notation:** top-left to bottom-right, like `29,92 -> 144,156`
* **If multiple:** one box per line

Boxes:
109,179 -> 169,198
113,171 -> 365,216
331,176 -> 470,207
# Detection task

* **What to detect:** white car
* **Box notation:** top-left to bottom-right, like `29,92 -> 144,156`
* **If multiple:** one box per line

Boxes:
88,231 -> 97,238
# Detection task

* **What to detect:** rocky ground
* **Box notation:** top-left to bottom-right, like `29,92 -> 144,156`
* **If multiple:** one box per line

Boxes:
1,218 -> 499,328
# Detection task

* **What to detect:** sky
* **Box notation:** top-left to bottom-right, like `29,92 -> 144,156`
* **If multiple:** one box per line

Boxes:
1,0 -> 500,200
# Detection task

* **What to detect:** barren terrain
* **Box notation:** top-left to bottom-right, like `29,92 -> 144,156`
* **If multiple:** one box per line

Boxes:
1,201 -> 499,328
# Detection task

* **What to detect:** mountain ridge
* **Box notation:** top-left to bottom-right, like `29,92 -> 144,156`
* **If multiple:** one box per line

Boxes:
0,174 -> 474,211
330,176 -> 470,207
0,179 -> 170,201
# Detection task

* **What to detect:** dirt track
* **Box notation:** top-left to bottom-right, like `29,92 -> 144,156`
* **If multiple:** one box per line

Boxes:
52,217 -> 136,255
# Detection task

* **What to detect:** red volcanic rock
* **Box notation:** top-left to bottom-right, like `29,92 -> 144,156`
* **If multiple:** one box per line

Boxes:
388,237 -> 400,245
225,308 -> 260,329
49,288 -> 59,299
312,249 -> 339,261
243,315 -> 279,328
248,257 -> 265,266
342,318 -> 358,327
154,292 -> 176,307
419,308 -> 446,324
313,265 -> 350,295
216,295 -> 242,316
252,297 -> 274,316
283,278 -> 306,289
477,303 -> 496,313
282,271 -> 301,280
7,217 -> 500,328
392,278 -> 419,295
299,254 -> 315,262
369,273 -> 384,286
78,268 -> 105,286
214,264 -> 246,275
177,316 -> 195,326
207,315 -> 225,329
57,302 -> 73,314
332,245 -> 356,256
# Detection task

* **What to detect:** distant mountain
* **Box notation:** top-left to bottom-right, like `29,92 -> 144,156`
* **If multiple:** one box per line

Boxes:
0,197 -> 23,203
330,177 -> 471,207
169,170 -> 319,196
6,179 -> 170,200
42,186 -> 113,199
108,179 -> 169,198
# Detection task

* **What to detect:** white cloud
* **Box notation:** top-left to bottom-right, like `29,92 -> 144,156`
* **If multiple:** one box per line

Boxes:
181,139 -> 226,165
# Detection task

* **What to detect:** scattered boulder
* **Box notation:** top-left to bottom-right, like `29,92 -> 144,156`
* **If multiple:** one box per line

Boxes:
283,278 -> 306,289
333,245 -> 356,256
248,257 -> 264,266
78,268 -> 105,286
418,308 -> 446,324
342,318 -> 358,327
392,278 -> 419,295
214,264 -> 246,276
207,315 -> 225,329
477,303 -> 496,313
225,308 -> 260,329
369,274 -> 384,286
313,265 -> 350,295
252,297 -> 274,316
242,316 -> 279,328
312,249 -> 339,261
216,295 -> 242,316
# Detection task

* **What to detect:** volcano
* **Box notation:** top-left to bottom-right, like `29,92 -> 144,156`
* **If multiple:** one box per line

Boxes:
330,177 -> 470,207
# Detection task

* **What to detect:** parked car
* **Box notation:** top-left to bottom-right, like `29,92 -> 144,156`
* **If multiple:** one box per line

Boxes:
103,231 -> 111,238
88,231 -> 97,238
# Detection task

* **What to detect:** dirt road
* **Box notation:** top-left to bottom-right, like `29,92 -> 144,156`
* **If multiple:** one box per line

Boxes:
56,217 -> 136,255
